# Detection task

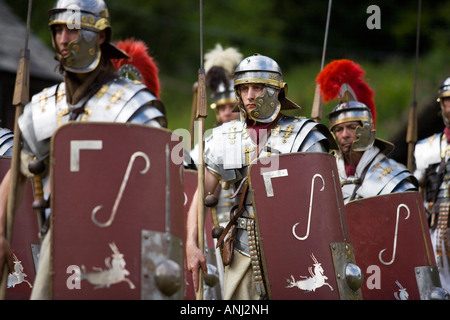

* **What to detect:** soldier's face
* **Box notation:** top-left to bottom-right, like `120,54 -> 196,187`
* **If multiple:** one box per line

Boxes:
333,121 -> 360,154
54,24 -> 79,57
217,103 -> 238,123
239,83 -> 265,114
442,98 -> 450,122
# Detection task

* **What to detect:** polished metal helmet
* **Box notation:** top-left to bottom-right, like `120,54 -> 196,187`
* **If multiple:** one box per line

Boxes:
210,79 -> 236,110
234,54 -> 299,123
48,0 -> 127,73
437,77 -> 450,126
328,100 -> 376,152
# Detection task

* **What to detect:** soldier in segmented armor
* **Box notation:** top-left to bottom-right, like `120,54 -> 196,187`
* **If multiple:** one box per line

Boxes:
186,54 -> 336,300
316,59 -> 418,204
0,129 -> 14,158
0,0 -> 166,299
414,77 -> 450,291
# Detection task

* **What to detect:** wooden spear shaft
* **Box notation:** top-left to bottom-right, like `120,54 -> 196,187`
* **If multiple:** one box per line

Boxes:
311,0 -> 332,123
195,0 -> 208,301
406,0 -> 422,173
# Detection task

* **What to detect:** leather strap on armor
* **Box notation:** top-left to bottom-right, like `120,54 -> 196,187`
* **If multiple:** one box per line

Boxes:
216,120 -> 277,249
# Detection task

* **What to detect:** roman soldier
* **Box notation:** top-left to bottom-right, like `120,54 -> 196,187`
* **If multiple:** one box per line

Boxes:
316,59 -> 418,203
0,0 -> 167,299
186,54 -> 336,300
414,77 -> 450,291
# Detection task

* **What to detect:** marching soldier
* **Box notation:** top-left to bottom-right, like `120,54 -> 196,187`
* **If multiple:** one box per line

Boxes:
0,0 -> 166,299
186,54 -> 336,300
316,59 -> 418,203
414,77 -> 450,291
190,44 -> 242,299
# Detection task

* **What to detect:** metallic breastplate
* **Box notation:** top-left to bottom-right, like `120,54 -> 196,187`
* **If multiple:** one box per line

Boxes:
19,78 -> 163,160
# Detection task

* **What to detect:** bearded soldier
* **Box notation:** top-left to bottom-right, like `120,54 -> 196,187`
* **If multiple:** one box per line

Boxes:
316,59 -> 418,204
186,54 -> 336,300
414,77 -> 450,291
0,0 -> 166,299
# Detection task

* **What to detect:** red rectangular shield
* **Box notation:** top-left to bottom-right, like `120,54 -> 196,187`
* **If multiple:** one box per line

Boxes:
249,152 -> 362,299
346,192 -> 436,300
1,158 -> 40,300
50,123 -> 185,299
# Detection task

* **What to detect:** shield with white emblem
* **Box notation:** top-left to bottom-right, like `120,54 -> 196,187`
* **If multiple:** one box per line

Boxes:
50,123 -> 185,299
346,192 -> 442,300
0,158 -> 40,300
248,152 -> 363,300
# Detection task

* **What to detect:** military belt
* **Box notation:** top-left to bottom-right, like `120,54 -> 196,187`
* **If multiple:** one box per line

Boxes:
236,217 -> 251,229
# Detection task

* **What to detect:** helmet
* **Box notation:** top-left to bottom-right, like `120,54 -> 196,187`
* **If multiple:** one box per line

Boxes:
112,38 -> 161,98
204,44 -> 242,124
328,100 -> 376,152
317,59 -> 381,152
48,0 -> 127,73
234,54 -> 299,123
437,77 -> 450,126
210,79 -> 236,110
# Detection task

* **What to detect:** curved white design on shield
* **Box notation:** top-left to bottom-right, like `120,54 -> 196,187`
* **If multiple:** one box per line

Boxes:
92,151 -> 150,227
378,204 -> 410,266
292,174 -> 324,241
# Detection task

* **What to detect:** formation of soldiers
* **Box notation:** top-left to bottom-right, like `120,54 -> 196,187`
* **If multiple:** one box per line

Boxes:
0,0 -> 449,300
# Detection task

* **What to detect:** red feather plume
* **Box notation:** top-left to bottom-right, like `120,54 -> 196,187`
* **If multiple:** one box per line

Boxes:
112,38 -> 161,99
316,59 -> 376,125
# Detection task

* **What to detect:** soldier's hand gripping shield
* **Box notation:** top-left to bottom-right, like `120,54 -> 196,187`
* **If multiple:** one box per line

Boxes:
50,123 -> 184,299
346,192 -> 447,300
248,152 -> 363,299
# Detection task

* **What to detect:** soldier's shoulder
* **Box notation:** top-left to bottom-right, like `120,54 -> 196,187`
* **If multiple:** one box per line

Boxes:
414,132 -> 443,169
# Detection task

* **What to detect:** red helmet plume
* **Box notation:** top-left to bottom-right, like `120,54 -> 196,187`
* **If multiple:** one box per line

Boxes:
112,38 -> 161,99
316,59 -> 376,125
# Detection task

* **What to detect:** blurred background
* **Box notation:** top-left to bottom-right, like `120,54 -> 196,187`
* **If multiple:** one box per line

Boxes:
3,0 -> 450,165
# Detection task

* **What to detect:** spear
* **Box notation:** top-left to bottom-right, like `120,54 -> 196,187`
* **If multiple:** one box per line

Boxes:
195,0 -> 208,300
311,0 -> 332,123
406,0 -> 422,172
0,0 -> 33,299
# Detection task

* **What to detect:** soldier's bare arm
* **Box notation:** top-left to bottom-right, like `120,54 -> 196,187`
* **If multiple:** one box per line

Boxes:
0,169 -> 23,278
186,168 -> 219,292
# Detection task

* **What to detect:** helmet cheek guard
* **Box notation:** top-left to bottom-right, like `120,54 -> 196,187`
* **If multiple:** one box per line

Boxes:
352,122 -> 376,152
248,86 -> 281,123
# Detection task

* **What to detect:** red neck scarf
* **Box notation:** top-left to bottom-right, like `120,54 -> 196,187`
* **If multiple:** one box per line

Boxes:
444,126 -> 450,143
245,114 -> 282,144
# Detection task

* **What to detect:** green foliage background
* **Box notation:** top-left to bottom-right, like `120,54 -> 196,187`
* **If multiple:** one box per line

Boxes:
6,0 -> 450,145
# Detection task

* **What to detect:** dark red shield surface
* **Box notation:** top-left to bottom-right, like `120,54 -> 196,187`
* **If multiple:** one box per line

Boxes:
346,192 -> 437,300
249,152 -> 361,300
50,123 -> 185,299
0,158 -> 40,300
